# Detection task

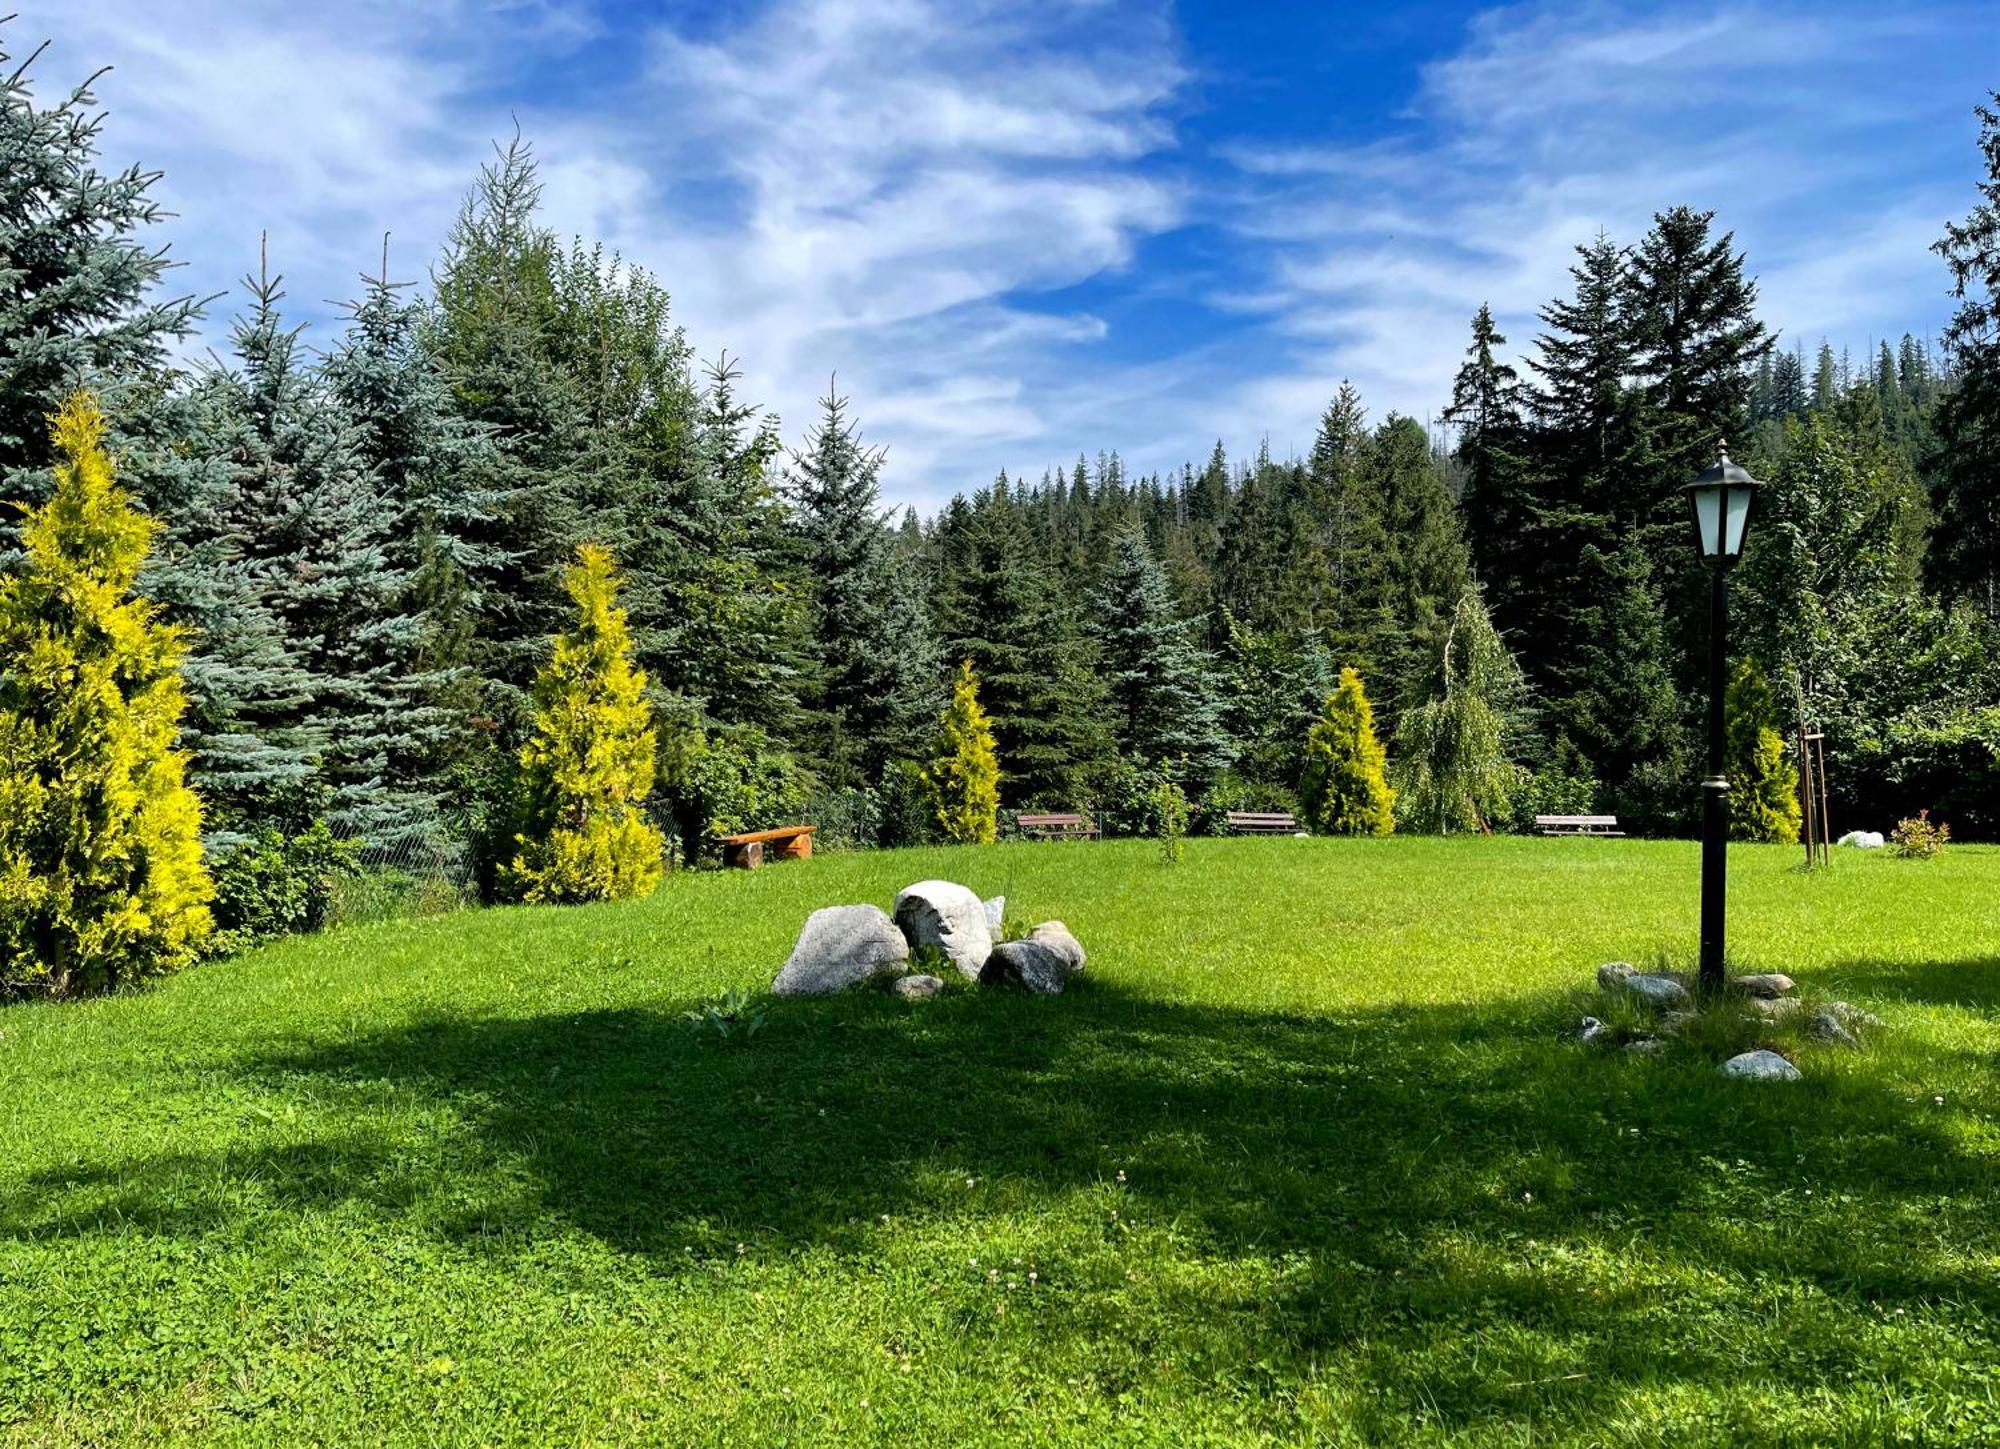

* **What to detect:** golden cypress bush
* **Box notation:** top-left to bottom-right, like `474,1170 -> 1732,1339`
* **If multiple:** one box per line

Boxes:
1724,659 -> 1802,844
925,660 -> 999,844
0,393 -> 214,996
1299,666 -> 1396,837
501,544 -> 665,903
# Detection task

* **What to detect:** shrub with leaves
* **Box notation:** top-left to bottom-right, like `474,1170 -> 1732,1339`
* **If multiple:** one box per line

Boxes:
1890,809 -> 1950,859
501,545 -> 665,903
210,821 -> 358,951
1299,668 -> 1395,836
0,394 -> 214,996
1723,659 -> 1802,844
1150,772 -> 1192,863
925,661 -> 999,845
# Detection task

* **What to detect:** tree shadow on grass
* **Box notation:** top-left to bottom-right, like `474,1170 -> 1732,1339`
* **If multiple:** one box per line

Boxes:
1821,953 -> 2000,1009
8,978 -> 1998,1435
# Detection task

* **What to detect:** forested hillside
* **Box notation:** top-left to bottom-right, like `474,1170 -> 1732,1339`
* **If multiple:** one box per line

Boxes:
4,29 -> 1997,912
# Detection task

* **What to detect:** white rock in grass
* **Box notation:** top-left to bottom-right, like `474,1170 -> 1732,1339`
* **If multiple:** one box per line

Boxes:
771,904 -> 909,997
1720,1049 -> 1802,1082
983,896 -> 1005,936
893,881 -> 994,981
1728,973 -> 1796,998
892,974 -> 945,1001
1838,830 -> 1885,849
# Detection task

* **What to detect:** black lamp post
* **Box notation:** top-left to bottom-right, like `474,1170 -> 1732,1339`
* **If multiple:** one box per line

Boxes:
1684,447 -> 1761,996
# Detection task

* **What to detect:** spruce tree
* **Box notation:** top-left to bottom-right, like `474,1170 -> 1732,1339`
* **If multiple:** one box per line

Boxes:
1093,527 -> 1233,788
322,252 -> 504,823
1931,94 -> 2000,618
931,486 -> 1110,805
1299,668 -> 1395,836
502,545 -> 664,903
0,32 -> 202,501
199,259 -> 429,848
1723,659 -> 1802,843
925,661 -> 999,845
0,394 -> 213,996
1446,305 -> 1531,592
787,385 -> 941,787
1394,589 -> 1529,834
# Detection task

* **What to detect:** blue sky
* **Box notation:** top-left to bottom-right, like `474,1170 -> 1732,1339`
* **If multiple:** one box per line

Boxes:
32,0 -> 1998,511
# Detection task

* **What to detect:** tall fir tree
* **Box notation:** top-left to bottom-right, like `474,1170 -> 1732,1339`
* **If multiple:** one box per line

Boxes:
0,395 -> 213,996
1092,527 -> 1233,788
1931,94 -> 2000,618
786,385 -> 941,787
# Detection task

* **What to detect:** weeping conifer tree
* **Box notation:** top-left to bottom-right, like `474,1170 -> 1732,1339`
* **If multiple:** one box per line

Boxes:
0,395 -> 213,996
1394,589 -> 1529,834
502,545 -> 664,903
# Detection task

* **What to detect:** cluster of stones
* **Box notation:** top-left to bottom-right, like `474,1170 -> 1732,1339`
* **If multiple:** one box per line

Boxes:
770,880 -> 1087,999
1584,961 -> 1882,1081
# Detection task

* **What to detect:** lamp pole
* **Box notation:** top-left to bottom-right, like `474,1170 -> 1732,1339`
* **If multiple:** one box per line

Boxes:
1684,447 -> 1761,999
1698,560 -> 1730,996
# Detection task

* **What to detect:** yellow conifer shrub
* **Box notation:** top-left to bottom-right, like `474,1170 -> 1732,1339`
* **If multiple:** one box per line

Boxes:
0,393 -> 214,996
1299,666 -> 1396,836
925,660 -> 1000,845
501,544 -> 666,903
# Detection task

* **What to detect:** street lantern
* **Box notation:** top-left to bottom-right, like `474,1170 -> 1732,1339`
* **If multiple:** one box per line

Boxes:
1684,450 -> 1759,564
1686,446 -> 1762,995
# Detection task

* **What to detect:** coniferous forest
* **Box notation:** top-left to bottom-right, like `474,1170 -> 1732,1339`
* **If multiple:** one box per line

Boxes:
3,32 -> 1998,970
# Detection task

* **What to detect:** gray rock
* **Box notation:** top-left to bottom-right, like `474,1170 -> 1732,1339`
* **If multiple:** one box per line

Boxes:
1823,1000 -> 1884,1031
891,974 -> 945,1001
1577,1015 -> 1608,1043
1027,920 -> 1086,972
893,880 -> 994,981
1626,1036 -> 1665,1055
983,937 -> 1072,994
1720,1049 -> 1802,1082
1807,1009 -> 1859,1047
983,895 -> 1006,936
1659,1010 -> 1696,1036
772,904 -> 910,997
1729,973 -> 1796,998
1598,963 -> 1691,1008
1742,996 -> 1806,1021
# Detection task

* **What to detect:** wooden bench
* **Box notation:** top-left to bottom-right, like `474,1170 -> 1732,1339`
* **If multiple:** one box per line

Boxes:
1226,810 -> 1300,835
1535,814 -> 1625,837
716,824 -> 816,869
1016,812 -> 1099,841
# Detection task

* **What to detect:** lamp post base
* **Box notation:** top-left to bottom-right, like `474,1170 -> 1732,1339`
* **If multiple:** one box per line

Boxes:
1698,775 -> 1729,995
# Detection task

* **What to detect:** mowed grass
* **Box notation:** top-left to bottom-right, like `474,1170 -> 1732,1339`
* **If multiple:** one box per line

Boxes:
3,838 -> 1999,1446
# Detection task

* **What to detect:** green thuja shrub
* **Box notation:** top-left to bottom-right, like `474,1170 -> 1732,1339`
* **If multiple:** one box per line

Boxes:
1724,659 -> 1802,844
501,544 -> 665,903
1299,667 -> 1395,837
210,822 -> 358,951
925,661 -> 999,845
0,394 -> 214,996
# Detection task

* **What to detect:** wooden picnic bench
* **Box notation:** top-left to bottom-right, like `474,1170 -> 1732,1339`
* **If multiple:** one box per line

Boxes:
1535,814 -> 1625,837
1226,810 -> 1300,835
716,824 -> 816,869
1016,811 -> 1099,841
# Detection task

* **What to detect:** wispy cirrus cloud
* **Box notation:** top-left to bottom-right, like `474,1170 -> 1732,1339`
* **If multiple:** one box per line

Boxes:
14,0 -> 1991,510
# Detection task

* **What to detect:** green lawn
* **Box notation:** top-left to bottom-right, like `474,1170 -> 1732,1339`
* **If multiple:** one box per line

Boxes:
4,838 -> 1999,1446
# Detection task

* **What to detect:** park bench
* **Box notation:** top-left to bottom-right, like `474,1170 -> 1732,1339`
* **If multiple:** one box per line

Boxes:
1017,811 -> 1099,841
716,824 -> 816,869
1535,814 -> 1625,837
1226,810 -> 1300,835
